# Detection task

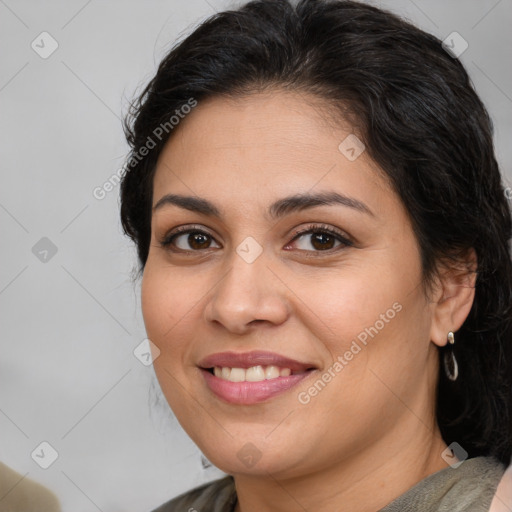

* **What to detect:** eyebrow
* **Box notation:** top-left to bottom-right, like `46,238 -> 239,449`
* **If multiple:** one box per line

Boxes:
152,191 -> 374,219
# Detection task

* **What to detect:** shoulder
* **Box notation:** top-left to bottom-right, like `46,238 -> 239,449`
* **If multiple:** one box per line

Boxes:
442,456 -> 507,511
151,475 -> 236,512
380,456 -> 506,512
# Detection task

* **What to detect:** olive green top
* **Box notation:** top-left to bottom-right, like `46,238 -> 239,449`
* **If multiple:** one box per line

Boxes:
152,456 -> 506,512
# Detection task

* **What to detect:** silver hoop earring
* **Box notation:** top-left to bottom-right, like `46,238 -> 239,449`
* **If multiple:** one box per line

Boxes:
443,331 -> 458,381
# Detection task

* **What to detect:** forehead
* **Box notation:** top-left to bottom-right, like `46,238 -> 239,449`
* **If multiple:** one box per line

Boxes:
160,90 -> 353,159
152,90 -> 395,217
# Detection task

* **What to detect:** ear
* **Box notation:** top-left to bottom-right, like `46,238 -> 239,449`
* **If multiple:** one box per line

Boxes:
429,248 -> 478,347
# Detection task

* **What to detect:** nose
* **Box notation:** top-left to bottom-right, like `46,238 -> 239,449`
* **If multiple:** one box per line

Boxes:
203,247 -> 291,334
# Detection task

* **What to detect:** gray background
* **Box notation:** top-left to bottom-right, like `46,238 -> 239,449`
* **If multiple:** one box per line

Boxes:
1,1 -> 511,510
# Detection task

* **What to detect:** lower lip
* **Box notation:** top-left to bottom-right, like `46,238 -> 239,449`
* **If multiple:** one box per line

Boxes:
201,369 -> 313,405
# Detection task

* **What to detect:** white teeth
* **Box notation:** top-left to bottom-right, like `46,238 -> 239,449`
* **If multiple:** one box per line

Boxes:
265,365 -> 280,380
229,368 -> 246,382
245,365 -> 265,382
213,365 -> 294,382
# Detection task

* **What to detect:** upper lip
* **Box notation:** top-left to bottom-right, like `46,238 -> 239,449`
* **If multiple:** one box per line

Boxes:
198,351 -> 316,372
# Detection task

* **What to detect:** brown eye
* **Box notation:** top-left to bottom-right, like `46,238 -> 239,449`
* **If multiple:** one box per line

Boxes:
286,224 -> 353,253
183,232 -> 213,250
310,232 -> 337,250
160,227 -> 221,252
293,232 -> 341,251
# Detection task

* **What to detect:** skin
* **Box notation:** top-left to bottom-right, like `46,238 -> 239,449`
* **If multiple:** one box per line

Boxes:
141,89 -> 476,512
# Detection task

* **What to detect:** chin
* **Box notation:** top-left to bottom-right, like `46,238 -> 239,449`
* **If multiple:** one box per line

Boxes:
191,432 -> 307,479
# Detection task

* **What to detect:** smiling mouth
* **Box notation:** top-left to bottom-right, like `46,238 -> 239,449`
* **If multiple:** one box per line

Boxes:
198,350 -> 318,404
207,365 -> 312,382
201,365 -> 315,405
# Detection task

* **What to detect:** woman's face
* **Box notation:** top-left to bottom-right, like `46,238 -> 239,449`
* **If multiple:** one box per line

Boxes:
142,90 -> 442,478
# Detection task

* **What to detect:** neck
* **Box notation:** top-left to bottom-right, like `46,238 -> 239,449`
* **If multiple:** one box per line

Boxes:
233,420 -> 449,512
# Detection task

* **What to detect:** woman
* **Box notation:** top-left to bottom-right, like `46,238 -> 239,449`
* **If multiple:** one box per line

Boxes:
120,0 -> 512,510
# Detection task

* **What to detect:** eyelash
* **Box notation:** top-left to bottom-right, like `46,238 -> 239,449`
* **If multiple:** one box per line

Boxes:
159,223 -> 354,255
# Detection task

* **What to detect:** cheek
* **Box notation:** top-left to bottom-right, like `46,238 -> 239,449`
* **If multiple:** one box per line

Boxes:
298,266 -> 404,347
141,269 -> 168,343
141,263 -> 196,354
292,279 -> 429,446
141,264 -> 202,411
305,248 -> 429,384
